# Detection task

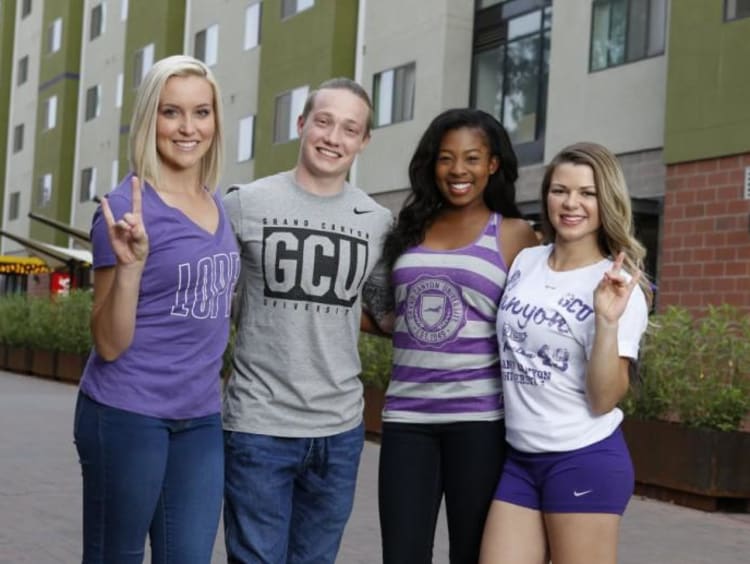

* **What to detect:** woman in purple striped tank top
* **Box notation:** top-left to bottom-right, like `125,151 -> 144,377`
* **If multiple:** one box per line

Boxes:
378,109 -> 538,563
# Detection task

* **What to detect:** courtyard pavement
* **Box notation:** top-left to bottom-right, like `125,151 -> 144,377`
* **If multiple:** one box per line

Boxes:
1,370 -> 749,563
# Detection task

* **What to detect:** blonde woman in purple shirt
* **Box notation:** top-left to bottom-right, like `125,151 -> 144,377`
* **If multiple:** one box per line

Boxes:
74,56 -> 239,563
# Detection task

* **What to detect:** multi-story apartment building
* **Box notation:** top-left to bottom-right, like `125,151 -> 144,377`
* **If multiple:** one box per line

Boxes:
0,0 -> 748,311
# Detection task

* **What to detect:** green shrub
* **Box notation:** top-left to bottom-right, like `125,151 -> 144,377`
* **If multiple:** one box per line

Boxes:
27,297 -> 61,350
0,294 -> 32,347
623,305 -> 750,431
358,333 -> 392,390
54,290 -> 93,354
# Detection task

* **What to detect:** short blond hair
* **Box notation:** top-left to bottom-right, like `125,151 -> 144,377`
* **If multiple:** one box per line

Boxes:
129,55 -> 224,191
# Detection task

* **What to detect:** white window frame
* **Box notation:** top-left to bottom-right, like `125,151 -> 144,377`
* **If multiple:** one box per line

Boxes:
282,0 -> 314,18
39,173 -> 52,207
115,73 -> 123,108
49,17 -> 62,53
85,84 -> 101,121
373,62 -> 416,127
17,55 -> 28,86
133,43 -> 154,88
45,96 -> 58,130
111,159 -> 120,189
273,85 -> 308,143
237,115 -> 255,162
195,24 -> 219,66
80,167 -> 97,202
244,3 -> 261,50
13,124 -> 24,153
90,2 -> 106,40
8,192 -> 21,221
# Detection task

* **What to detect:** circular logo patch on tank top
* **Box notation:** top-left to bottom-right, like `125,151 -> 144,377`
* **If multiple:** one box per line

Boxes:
404,275 -> 466,347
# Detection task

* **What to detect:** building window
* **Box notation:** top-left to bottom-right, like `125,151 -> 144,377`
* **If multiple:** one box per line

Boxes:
48,17 -> 62,53
244,3 -> 261,50
282,0 -> 313,18
133,43 -> 154,88
115,73 -> 123,108
726,0 -> 750,20
13,124 -> 24,153
85,85 -> 101,121
471,2 -> 552,162
17,56 -> 28,86
8,192 -> 20,221
373,62 -> 416,128
38,174 -> 52,207
120,0 -> 128,21
21,0 -> 31,18
90,3 -> 105,40
194,24 -> 219,66
44,96 -> 57,130
238,115 -> 255,161
111,159 -> 120,188
274,85 -> 308,143
590,0 -> 667,71
80,167 -> 97,202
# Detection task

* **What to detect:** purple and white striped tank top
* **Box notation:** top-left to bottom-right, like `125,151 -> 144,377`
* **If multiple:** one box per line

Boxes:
383,213 -> 509,424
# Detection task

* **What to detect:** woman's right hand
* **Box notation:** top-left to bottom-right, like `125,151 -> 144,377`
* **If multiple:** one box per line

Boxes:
100,176 -> 149,266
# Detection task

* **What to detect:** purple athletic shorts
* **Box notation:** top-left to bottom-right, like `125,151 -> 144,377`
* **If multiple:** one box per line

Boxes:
494,427 -> 634,514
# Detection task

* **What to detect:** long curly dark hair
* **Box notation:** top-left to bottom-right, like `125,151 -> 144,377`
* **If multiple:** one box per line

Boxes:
382,108 -> 522,270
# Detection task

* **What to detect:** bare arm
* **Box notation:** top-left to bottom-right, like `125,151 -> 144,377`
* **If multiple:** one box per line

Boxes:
90,177 -> 148,361
586,252 -> 641,415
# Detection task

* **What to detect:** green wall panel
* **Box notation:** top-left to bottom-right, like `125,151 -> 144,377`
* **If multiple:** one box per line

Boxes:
0,0 -> 18,226
118,0 -> 186,173
664,0 -> 750,163
254,0 -> 358,178
31,0 -> 83,244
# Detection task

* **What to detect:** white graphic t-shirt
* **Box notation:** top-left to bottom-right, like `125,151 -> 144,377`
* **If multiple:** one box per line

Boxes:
498,245 -> 648,453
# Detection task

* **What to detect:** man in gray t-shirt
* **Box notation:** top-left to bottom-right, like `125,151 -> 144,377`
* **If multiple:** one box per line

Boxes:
223,78 -> 391,564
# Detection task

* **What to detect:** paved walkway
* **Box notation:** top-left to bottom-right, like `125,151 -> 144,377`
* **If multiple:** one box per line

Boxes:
1,370 -> 749,563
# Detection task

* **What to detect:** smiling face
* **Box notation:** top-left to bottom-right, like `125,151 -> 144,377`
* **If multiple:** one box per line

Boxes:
546,162 -> 601,247
155,75 -> 215,178
296,87 -> 371,183
434,127 -> 498,212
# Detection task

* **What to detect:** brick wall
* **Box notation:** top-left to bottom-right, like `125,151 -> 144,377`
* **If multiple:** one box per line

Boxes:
658,153 -> 750,313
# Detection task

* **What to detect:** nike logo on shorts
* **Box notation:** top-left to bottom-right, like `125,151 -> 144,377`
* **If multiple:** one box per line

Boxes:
353,207 -> 373,214
573,489 -> 593,497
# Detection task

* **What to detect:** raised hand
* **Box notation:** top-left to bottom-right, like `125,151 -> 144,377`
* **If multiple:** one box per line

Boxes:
593,252 -> 641,324
100,176 -> 149,266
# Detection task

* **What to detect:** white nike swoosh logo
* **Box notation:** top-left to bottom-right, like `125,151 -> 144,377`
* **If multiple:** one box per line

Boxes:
573,489 -> 593,497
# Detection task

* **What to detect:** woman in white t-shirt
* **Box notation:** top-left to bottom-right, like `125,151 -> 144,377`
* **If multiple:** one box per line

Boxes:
479,142 -> 651,564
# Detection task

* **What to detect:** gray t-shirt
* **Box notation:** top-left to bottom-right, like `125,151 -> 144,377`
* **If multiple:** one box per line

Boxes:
222,171 -> 392,437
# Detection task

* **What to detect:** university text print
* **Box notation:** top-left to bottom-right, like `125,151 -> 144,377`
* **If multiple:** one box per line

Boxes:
262,226 -> 370,308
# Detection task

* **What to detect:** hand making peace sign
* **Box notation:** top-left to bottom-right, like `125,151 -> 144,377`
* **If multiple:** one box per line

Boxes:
593,251 -> 641,325
100,176 -> 149,266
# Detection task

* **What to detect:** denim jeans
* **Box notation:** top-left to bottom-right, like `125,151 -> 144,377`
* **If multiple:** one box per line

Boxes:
73,392 -> 223,564
223,423 -> 365,564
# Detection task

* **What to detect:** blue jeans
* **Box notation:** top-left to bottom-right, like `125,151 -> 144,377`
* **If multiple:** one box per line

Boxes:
223,423 -> 365,564
73,392 -> 223,564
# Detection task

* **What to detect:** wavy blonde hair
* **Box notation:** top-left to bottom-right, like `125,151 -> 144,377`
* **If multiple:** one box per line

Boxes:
540,142 -> 653,303
129,55 -> 224,191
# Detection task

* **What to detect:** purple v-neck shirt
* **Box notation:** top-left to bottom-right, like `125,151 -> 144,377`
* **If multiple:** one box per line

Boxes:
80,174 -> 240,419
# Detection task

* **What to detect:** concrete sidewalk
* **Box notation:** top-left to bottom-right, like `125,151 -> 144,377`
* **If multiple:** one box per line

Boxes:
1,370 -> 748,563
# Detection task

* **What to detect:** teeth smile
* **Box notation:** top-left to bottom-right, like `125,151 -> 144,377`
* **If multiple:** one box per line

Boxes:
450,182 -> 471,192
318,148 -> 340,158
174,141 -> 199,150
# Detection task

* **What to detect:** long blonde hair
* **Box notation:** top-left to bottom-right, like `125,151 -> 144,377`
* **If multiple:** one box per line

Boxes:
129,55 -> 224,191
540,142 -> 653,303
